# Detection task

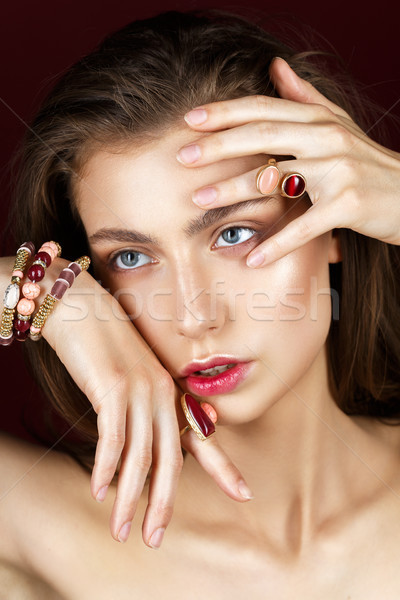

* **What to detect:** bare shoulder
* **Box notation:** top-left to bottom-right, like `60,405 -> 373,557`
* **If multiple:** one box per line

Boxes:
0,432 -> 90,568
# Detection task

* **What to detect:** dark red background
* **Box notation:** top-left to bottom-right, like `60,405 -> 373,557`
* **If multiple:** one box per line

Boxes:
1,0 -> 399,441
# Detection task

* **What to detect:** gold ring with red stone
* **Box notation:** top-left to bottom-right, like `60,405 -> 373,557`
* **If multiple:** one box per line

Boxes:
256,158 -> 306,199
180,393 -> 217,441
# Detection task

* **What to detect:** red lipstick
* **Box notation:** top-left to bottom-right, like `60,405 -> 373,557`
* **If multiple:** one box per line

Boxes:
179,356 -> 254,397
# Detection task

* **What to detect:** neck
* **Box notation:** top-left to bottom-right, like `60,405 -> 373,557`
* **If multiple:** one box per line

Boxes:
176,345 -> 389,558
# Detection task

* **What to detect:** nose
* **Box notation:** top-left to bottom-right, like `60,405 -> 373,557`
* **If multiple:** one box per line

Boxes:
174,264 -> 227,340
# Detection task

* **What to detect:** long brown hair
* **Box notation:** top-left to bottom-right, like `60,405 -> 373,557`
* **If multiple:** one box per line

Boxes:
5,8 -> 400,473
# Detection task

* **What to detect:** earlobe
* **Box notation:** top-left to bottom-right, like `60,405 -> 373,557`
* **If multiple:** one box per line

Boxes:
328,229 -> 343,263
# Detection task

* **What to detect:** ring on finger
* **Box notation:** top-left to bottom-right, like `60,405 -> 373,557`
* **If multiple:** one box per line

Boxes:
255,158 -> 280,195
180,393 -> 216,441
256,158 -> 307,199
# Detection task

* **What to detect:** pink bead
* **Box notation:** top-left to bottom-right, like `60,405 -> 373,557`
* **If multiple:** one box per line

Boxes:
22,281 -> 40,299
12,270 -> 24,279
30,325 -> 41,334
40,241 -> 58,258
17,297 -> 35,315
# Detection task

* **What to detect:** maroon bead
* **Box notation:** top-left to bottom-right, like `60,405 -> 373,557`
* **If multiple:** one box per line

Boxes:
35,251 -> 52,267
20,241 -> 35,255
50,279 -> 69,300
282,174 -> 306,198
183,393 -> 215,438
27,263 -> 45,282
14,318 -> 31,332
68,262 -> 82,277
58,269 -> 75,287
14,329 -> 29,341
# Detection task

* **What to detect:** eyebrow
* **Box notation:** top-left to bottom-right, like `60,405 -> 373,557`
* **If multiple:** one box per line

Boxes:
88,197 -> 275,247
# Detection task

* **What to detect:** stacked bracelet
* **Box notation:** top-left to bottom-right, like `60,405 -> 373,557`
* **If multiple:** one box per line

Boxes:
30,255 -> 91,341
0,242 -> 35,346
13,241 -> 62,342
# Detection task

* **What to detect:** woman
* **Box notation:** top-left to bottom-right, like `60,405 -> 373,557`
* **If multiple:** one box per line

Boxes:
1,8 -> 400,597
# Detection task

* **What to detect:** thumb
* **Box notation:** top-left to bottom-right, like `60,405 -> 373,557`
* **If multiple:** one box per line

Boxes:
269,56 -> 324,104
269,57 -> 348,116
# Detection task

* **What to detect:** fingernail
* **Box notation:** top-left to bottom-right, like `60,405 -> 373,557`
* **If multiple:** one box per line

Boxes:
184,108 -> 208,125
246,251 -> 265,268
118,521 -> 132,543
258,166 -> 279,195
238,480 -> 254,500
96,484 -> 109,503
176,144 -> 201,164
149,527 -> 165,549
200,402 -> 218,423
192,186 -> 217,207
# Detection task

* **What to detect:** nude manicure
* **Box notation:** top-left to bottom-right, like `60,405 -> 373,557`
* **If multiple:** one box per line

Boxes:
238,480 -> 254,500
96,485 -> 109,502
118,521 -> 132,543
149,527 -> 165,549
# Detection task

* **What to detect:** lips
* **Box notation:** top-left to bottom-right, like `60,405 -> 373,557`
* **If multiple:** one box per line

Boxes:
179,355 -> 245,378
184,361 -> 254,397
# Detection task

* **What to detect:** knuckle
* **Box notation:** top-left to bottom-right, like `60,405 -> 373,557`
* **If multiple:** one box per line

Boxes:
135,448 -> 153,470
149,499 -> 174,521
253,94 -> 269,117
134,371 -> 153,396
295,218 -> 313,242
256,120 -> 278,139
103,429 -> 125,448
327,122 -> 352,149
168,452 -> 184,471
156,372 -> 175,396
312,103 -> 335,121
211,132 -> 226,154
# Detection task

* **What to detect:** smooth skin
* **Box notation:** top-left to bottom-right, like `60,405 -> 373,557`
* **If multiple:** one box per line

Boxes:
177,57 -> 400,265
0,256 -> 253,550
1,56 -> 400,562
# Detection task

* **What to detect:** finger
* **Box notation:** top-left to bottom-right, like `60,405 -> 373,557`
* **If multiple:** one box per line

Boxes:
141,399 -> 184,549
246,201 -> 342,268
269,57 -> 352,120
184,93 -> 341,131
191,158 -> 324,209
90,400 -> 127,503
180,427 -> 254,502
176,119 -> 352,168
109,396 -> 153,543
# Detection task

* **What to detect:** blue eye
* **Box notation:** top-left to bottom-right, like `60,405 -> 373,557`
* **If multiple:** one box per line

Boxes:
113,250 -> 153,270
215,227 -> 256,248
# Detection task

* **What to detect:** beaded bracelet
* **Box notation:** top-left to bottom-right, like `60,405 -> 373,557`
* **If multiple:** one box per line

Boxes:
29,255 -> 91,341
0,242 -> 35,346
13,241 -> 62,342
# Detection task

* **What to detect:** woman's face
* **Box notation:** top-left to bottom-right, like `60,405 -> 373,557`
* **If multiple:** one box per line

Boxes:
75,127 -> 341,425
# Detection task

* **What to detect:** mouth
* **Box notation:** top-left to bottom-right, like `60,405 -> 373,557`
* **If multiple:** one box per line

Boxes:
184,361 -> 254,397
192,363 -> 237,377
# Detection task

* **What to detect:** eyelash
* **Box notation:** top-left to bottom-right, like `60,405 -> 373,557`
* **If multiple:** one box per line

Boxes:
108,226 -> 258,272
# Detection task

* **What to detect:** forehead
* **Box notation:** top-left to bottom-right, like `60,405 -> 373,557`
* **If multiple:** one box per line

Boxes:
74,126 -> 272,234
